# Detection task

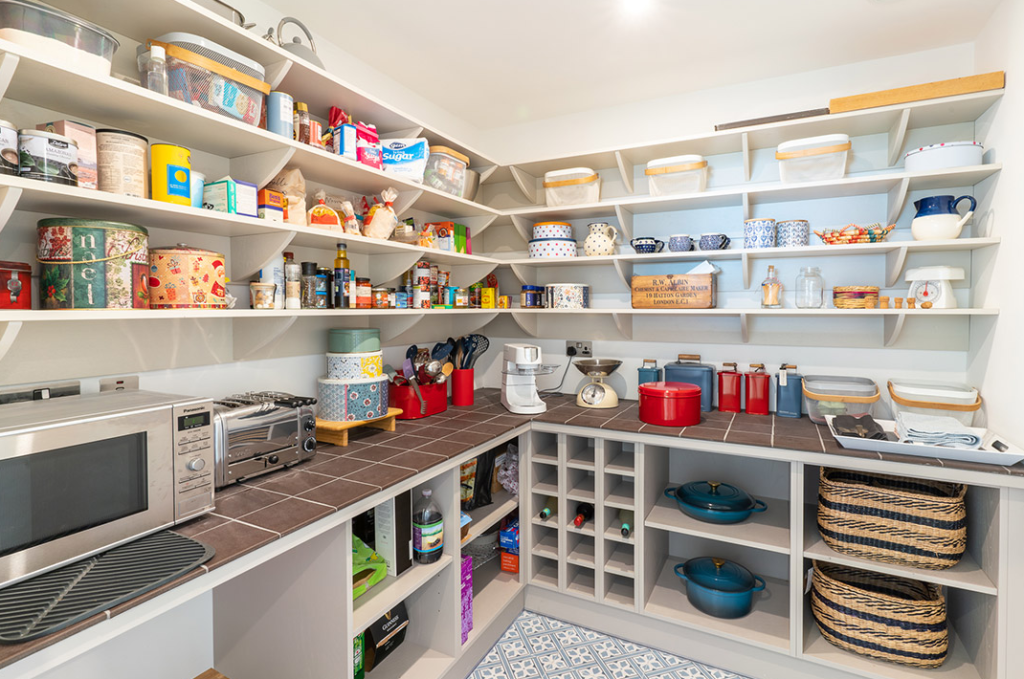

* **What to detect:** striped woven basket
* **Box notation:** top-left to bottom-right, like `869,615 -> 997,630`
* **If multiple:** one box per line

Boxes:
811,561 -> 948,668
818,468 -> 966,570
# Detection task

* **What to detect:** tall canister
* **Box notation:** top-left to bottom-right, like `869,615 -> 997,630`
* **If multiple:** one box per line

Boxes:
96,129 -> 148,198
664,354 -> 715,412
638,359 -> 661,386
745,364 -> 771,416
150,143 -> 191,205
717,362 -> 743,413
36,219 -> 149,309
775,364 -> 803,418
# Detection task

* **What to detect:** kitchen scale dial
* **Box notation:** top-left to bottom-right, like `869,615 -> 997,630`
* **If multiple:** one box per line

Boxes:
904,265 -> 964,310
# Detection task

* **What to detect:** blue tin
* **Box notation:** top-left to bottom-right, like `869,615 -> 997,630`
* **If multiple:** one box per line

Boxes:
395,292 -> 409,308
775,364 -> 803,418
638,359 -> 661,385
664,354 -> 715,412
266,91 -> 294,138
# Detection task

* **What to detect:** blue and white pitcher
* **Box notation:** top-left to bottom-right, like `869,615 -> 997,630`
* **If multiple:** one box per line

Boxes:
911,195 -> 976,241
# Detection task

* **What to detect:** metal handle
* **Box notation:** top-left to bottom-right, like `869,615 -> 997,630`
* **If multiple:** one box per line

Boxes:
277,17 -> 318,54
752,576 -> 767,592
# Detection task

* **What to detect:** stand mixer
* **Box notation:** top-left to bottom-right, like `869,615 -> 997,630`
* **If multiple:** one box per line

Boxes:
501,344 -> 557,414
575,359 -> 623,408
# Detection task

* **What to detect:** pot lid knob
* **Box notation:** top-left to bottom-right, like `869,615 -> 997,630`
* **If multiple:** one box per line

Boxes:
712,558 -> 726,569
708,481 -> 721,493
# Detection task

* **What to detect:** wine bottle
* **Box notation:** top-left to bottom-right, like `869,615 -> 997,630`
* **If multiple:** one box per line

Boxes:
619,509 -> 634,538
573,502 -> 594,527
539,496 -> 558,519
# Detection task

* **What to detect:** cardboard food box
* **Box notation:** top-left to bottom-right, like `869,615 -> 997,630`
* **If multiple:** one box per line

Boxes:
364,602 -> 409,672
461,554 -> 473,643
235,179 -> 258,218
631,273 -> 716,309
258,188 -> 284,221
374,490 -> 412,577
38,120 -> 96,189
500,551 -> 519,574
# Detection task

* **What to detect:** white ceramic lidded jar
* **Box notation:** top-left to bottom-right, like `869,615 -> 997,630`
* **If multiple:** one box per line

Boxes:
583,222 -> 620,256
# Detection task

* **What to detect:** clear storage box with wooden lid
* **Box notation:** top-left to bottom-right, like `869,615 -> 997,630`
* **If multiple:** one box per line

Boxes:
645,154 -> 708,196
887,379 -> 981,426
543,167 -> 600,206
776,133 -> 850,183
802,375 -> 879,424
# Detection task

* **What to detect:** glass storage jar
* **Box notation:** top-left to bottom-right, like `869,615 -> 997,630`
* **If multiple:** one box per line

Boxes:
795,266 -> 824,309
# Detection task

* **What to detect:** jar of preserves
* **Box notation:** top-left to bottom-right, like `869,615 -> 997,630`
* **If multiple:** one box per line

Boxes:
372,287 -> 390,309
356,277 -> 372,309
455,288 -> 469,308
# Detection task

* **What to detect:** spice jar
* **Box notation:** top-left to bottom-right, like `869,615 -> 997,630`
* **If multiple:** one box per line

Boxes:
521,285 -> 544,308
300,261 -> 317,309
293,102 -> 310,144
284,252 -> 301,310
372,287 -> 390,309
315,267 -> 331,309
455,288 -> 469,308
469,283 -> 482,308
356,277 -> 372,309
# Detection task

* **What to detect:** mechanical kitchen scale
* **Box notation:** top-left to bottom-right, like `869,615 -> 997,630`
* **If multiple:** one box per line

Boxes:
575,359 -> 623,408
905,265 -> 964,309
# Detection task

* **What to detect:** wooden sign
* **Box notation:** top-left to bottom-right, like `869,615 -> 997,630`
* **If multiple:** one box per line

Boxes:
631,274 -> 716,309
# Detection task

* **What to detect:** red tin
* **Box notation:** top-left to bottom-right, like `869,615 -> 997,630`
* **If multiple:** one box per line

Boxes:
638,381 -> 702,427
0,261 -> 31,310
745,364 -> 771,416
718,362 -> 743,413
390,381 -> 448,419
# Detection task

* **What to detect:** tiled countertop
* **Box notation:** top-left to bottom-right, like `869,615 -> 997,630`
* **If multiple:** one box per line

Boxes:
3,388 -> 1020,668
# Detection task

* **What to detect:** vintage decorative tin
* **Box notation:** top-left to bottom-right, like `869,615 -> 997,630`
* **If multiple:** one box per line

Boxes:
148,243 -> 226,308
0,260 -> 31,309
36,219 -> 149,309
317,376 -> 389,422
327,351 -> 384,380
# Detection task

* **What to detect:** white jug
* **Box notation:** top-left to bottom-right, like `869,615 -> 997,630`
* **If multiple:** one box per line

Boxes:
583,222 -> 620,256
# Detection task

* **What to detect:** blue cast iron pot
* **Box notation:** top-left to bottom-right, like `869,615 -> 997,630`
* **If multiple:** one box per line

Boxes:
674,556 -> 766,619
664,481 -> 767,524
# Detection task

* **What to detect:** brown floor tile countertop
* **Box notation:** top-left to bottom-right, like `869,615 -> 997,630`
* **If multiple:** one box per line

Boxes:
3,388 -> 1020,669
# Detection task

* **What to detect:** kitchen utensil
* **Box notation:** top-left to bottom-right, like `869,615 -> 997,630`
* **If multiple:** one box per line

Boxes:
698,233 -> 730,250
638,381 -> 701,426
461,335 -> 480,370
583,222 -> 619,257
383,364 -> 398,382
407,375 -> 426,415
466,334 -> 489,369
673,556 -> 766,619
423,360 -> 443,383
273,16 -> 323,68
406,345 -> 418,363
431,342 -> 453,362
630,237 -> 664,254
905,265 -> 964,309
501,344 -> 556,414
664,354 -> 716,412
574,359 -> 622,408
911,195 -> 976,241
436,361 -> 455,384
664,481 -> 767,524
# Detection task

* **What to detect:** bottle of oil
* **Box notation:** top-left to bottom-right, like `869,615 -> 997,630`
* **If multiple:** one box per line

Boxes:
333,243 -> 349,309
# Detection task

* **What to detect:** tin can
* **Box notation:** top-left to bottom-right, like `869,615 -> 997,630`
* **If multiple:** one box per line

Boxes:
413,286 -> 431,309
498,295 -> 512,309
266,91 -> 294,138
372,287 -> 390,309
0,120 -> 19,176
395,291 -> 409,308
429,265 -> 438,287
469,284 -> 482,308
37,219 -> 149,309
521,285 -> 544,308
309,120 -> 322,148
150,143 -> 191,205
149,243 -> 226,309
481,287 -> 496,309
190,171 -> 205,209
414,261 -> 431,287
19,129 -> 78,185
437,269 -> 450,288
95,129 -> 148,198
455,287 -> 469,308
0,260 -> 31,309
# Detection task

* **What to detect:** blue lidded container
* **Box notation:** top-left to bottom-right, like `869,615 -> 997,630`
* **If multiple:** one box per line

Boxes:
664,353 -> 715,412
673,556 -> 766,619
638,358 -> 662,386
775,363 -> 803,418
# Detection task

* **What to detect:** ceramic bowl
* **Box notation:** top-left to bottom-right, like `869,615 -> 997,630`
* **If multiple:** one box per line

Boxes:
528,237 -> 578,259
532,221 -> 573,239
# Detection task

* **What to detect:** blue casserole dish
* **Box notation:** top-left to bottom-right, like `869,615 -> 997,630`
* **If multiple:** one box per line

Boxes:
664,481 -> 767,524
674,556 -> 766,619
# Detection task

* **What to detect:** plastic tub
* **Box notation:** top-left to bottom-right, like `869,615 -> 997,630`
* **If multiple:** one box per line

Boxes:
776,134 -> 850,183
645,154 -> 708,196
887,380 -> 981,427
0,0 -> 118,77
905,141 -> 983,173
424,146 -> 468,196
802,375 -> 879,425
543,167 -> 600,207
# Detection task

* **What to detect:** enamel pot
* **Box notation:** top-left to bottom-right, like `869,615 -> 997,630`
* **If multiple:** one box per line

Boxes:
673,556 -> 766,619
664,480 -> 767,524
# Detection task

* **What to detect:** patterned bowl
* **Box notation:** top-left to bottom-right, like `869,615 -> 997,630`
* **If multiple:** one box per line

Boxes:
529,238 -> 578,259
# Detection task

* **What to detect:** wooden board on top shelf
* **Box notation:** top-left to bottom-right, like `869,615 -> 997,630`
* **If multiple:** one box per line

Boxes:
829,72 -> 1004,114
631,274 -> 716,309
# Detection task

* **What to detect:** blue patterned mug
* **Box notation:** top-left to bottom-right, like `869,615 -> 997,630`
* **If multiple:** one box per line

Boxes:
743,218 -> 776,249
776,220 -> 809,248
630,237 -> 665,254
668,234 -> 693,252
698,233 -> 730,250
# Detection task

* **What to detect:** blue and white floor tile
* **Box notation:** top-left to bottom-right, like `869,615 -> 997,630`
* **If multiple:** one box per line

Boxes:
467,610 -> 753,679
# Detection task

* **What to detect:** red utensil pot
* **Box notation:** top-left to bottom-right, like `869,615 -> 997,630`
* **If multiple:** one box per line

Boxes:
745,364 -> 771,416
718,362 -> 742,413
390,381 -> 448,419
638,381 -> 702,427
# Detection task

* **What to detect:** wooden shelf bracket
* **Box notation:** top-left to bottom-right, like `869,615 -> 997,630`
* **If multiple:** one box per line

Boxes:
742,192 -> 752,221
0,52 -> 19,104
460,312 -> 499,336
612,312 -> 633,340
885,245 -> 910,287
370,252 -> 425,286
614,205 -> 634,241
264,60 -> 292,90
0,321 -> 22,363
615,151 -> 635,194
392,189 -> 423,218
888,108 -> 912,166
229,230 -> 296,282
884,313 -> 907,347
0,186 -> 23,237
509,166 -> 539,204
612,260 -> 634,289
449,262 -> 499,288
379,313 -> 425,342
229,147 -> 296,188
886,177 -> 910,226
510,214 -> 533,242
233,316 -> 297,360
510,311 -> 539,337
474,165 -> 499,184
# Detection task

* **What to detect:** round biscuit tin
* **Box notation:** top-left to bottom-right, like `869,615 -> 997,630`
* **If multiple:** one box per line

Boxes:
327,351 -> 384,380
0,120 -> 18,175
317,375 -> 389,422
148,243 -> 226,308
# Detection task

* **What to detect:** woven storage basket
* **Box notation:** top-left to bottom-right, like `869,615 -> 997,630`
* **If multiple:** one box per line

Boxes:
818,468 -> 966,570
811,561 -> 947,668
833,286 -> 880,309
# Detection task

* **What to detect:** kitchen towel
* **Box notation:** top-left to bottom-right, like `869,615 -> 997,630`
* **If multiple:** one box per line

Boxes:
896,412 -> 982,449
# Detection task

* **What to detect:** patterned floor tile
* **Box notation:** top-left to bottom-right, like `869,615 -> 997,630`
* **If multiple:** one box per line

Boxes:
466,611 -> 753,679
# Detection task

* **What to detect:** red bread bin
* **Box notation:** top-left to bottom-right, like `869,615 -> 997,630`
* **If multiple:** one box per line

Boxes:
390,381 -> 448,419
638,381 -> 702,427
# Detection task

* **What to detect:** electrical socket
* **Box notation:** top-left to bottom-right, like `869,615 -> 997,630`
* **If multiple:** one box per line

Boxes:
100,375 -> 139,392
566,340 -> 592,357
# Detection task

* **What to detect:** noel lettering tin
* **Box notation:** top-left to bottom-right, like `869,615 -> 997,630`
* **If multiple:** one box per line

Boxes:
36,219 -> 149,309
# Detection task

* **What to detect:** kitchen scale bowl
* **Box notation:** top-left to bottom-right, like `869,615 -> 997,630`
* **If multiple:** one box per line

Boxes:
574,358 -> 623,378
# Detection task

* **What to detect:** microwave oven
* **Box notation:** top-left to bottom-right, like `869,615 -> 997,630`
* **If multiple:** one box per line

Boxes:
0,390 -> 215,589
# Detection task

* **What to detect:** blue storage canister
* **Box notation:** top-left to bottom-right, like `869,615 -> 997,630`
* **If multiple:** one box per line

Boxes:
664,354 -> 715,412
638,358 -> 662,385
775,364 -> 803,418
266,91 -> 294,138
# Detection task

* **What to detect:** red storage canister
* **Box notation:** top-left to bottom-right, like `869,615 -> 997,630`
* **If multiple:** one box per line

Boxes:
638,381 -> 702,427
745,364 -> 771,415
718,362 -> 742,413
0,261 -> 31,309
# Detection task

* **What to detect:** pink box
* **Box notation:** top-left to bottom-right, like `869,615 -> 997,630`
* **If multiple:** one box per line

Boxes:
461,555 -> 473,643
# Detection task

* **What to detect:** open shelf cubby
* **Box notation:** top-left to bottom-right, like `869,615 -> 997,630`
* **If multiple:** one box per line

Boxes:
565,435 -> 597,470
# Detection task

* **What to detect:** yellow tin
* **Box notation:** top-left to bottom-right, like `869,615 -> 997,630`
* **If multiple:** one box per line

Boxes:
150,143 -> 191,205
481,287 -> 497,309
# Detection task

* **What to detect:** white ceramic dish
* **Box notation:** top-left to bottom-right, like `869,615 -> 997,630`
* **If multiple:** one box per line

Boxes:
824,416 -> 1023,466
905,141 -> 983,172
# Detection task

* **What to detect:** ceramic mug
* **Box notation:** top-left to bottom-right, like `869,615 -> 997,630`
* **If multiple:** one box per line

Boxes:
776,220 -> 809,248
743,218 -> 776,249
668,234 -> 693,252
698,233 -> 730,250
630,237 -> 665,254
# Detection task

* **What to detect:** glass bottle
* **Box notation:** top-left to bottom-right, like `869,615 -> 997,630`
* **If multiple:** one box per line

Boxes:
293,102 -> 310,144
761,265 -> 782,308
795,266 -> 825,309
412,489 -> 443,564
300,261 -> 318,309
284,252 -> 301,310
140,45 -> 169,96
333,243 -> 349,309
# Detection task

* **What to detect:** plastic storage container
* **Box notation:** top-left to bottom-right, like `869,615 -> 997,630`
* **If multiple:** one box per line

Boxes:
887,380 -> 981,427
645,154 -> 708,196
638,381 -> 702,427
802,375 -> 880,425
147,33 -> 269,127
776,134 -> 850,183
664,354 -> 715,412
390,381 -> 447,419
543,167 -> 600,207
423,146 -> 468,196
0,0 -> 119,77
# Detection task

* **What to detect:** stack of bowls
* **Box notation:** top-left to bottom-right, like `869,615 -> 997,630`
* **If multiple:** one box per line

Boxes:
529,221 -> 577,259
318,328 -> 389,422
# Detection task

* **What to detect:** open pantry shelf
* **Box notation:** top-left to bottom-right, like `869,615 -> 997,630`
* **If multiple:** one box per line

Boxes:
566,519 -> 596,537
533,531 -> 559,560
605,479 -> 635,510
604,544 -> 635,578
566,566 -> 596,601
646,489 -> 791,555
603,574 -> 635,611
567,539 -> 596,568
531,512 -> 560,531
532,448 -> 559,465
532,561 -> 559,591
604,522 -> 635,545
566,447 -> 596,470
352,553 -> 453,635
566,476 -> 596,502
531,477 -> 559,497
465,556 -> 522,647
605,451 -> 636,477
463,490 -> 518,544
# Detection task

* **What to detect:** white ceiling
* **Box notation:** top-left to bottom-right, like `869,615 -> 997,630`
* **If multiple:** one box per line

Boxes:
269,0 -> 1000,130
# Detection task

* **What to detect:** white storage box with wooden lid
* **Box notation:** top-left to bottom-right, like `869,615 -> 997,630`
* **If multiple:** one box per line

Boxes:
543,167 -> 600,206
645,154 -> 708,196
888,379 -> 981,426
776,133 -> 850,183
